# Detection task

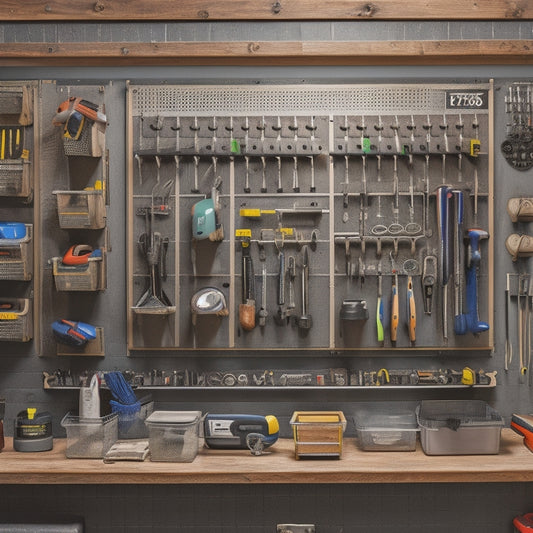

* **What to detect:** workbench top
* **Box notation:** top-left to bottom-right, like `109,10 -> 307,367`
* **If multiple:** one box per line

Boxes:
1,429 -> 532,485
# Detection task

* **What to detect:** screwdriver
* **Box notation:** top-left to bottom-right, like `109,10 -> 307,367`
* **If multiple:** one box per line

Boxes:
376,263 -> 384,345
407,275 -> 416,344
390,252 -> 399,344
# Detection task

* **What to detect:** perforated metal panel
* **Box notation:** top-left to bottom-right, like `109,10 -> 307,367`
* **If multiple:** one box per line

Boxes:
130,84 -> 489,117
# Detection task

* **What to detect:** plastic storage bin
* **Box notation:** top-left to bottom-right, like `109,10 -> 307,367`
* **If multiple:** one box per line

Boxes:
63,119 -> 105,158
0,298 -> 32,342
353,402 -> 418,451
417,400 -> 504,455
61,412 -> 118,459
0,224 -> 32,280
290,411 -> 347,459
145,410 -> 202,462
115,400 -> 154,440
0,160 -> 31,198
53,190 -> 106,229
51,251 -> 105,291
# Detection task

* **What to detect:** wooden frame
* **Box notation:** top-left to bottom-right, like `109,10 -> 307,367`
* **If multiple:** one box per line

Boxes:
3,0 -> 533,21
1,40 -> 533,66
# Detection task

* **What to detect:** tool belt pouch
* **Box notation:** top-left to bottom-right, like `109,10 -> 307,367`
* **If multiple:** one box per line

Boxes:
505,234 -> 533,261
507,198 -> 533,223
63,119 -> 105,158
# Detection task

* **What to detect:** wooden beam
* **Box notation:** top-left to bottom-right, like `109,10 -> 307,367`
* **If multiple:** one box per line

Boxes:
2,0 -> 533,21
0,40 -> 532,66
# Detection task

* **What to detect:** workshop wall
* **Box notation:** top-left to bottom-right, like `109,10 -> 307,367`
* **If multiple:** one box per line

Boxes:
0,18 -> 533,533
0,19 -> 532,434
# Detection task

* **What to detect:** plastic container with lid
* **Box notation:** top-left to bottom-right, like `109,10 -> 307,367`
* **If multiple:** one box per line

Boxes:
145,410 -> 202,462
417,400 -> 504,456
353,402 -> 418,452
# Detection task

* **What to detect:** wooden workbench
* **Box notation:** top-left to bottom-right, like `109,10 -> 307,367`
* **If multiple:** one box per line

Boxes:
0,429 -> 532,485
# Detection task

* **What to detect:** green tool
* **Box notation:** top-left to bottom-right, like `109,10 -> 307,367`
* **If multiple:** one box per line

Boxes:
376,262 -> 384,344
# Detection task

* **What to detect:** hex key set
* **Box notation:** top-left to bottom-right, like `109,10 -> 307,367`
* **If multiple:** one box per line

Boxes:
126,83 -> 493,352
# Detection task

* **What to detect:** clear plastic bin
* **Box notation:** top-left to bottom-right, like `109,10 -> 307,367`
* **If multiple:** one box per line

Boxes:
61,412 -> 118,459
353,402 -> 418,451
145,410 -> 202,462
116,400 -> 154,440
290,411 -> 346,459
53,190 -> 106,229
417,400 -> 504,455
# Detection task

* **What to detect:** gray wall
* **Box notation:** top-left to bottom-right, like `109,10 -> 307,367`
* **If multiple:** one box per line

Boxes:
1,19 -> 533,533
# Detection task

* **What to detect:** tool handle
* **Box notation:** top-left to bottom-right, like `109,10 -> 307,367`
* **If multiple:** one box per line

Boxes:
437,186 -> 452,286
376,296 -> 384,343
391,282 -> 399,343
277,251 -> 285,306
407,277 -> 416,343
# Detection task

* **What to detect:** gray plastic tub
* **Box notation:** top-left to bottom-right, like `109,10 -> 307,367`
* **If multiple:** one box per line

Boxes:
417,400 -> 504,456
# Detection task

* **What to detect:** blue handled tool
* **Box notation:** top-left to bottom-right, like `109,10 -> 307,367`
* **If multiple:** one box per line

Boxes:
459,228 -> 489,335
52,319 -> 96,347
452,190 -> 467,335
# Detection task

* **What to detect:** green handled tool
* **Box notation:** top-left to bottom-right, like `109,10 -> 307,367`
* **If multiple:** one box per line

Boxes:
376,263 -> 384,345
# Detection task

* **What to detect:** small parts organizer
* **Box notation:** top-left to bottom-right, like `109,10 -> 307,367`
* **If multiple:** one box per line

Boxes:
0,82 -> 36,343
126,83 -> 493,352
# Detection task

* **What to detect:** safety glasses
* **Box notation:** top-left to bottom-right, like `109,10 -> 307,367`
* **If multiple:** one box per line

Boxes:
63,110 -> 85,140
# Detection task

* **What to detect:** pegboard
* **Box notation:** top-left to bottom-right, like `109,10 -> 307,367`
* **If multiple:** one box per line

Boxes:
126,82 -> 493,352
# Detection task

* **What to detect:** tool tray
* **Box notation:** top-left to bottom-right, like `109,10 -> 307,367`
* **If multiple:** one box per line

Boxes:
56,326 -> 104,356
51,251 -> 105,291
0,224 -> 33,281
0,297 -> 32,342
53,190 -> 106,229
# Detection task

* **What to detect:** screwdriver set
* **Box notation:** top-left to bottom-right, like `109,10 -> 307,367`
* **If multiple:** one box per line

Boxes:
127,83 -> 493,352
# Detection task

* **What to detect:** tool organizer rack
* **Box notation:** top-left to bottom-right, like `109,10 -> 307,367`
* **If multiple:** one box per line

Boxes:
126,82 -> 493,352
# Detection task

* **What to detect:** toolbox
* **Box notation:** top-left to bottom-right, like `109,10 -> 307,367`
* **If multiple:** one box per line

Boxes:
353,402 -> 418,451
290,411 -> 346,459
417,400 -> 504,455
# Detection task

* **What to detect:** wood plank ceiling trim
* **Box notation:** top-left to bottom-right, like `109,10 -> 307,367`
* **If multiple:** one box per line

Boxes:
0,40 -> 532,66
2,0 -> 533,21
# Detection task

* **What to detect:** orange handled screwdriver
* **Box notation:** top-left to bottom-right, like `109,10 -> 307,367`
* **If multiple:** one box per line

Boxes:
407,275 -> 416,344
